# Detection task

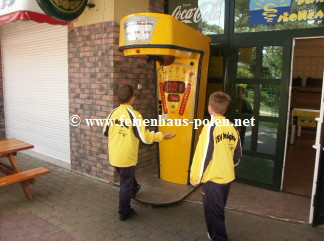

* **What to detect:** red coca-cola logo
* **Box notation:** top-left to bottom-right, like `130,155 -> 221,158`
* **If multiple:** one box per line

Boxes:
172,1 -> 223,24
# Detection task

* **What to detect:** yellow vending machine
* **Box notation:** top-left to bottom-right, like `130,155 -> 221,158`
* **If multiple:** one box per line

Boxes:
119,13 -> 211,205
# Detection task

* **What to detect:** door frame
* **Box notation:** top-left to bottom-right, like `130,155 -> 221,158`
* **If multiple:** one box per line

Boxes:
280,36 -> 324,225
227,37 -> 292,191
310,67 -> 324,225
280,38 -> 295,192
281,36 -> 324,192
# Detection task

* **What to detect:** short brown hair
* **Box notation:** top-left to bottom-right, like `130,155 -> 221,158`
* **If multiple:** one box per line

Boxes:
118,85 -> 134,103
209,91 -> 231,115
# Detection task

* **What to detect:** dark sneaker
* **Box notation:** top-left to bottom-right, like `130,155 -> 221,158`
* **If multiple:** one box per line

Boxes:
119,208 -> 135,221
131,184 -> 141,198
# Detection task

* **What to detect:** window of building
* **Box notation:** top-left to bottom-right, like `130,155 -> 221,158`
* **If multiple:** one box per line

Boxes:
235,0 -> 324,33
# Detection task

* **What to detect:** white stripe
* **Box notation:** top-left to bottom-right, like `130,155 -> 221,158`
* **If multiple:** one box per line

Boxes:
234,129 -> 242,167
198,124 -> 212,183
127,108 -> 149,144
103,107 -> 118,134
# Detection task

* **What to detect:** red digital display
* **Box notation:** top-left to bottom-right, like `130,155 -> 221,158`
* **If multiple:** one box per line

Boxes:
164,81 -> 185,94
168,94 -> 180,102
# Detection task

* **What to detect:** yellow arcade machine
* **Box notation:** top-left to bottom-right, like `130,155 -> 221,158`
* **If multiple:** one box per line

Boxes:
119,13 -> 211,206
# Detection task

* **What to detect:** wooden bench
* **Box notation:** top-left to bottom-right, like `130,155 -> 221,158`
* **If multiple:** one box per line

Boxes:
0,167 -> 50,188
0,138 -> 51,199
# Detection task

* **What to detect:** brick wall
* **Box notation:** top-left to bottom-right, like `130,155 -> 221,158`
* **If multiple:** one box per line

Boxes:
149,0 -> 165,13
0,48 -> 5,139
69,21 -> 159,183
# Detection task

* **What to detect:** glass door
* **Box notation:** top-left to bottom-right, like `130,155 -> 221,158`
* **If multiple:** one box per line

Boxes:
204,45 -> 226,119
311,70 -> 324,227
226,39 -> 292,190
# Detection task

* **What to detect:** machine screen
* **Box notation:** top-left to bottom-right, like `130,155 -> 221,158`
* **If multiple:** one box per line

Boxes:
164,81 -> 185,94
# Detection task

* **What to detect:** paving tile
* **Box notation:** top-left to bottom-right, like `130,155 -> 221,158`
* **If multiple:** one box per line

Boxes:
1,154 -> 324,241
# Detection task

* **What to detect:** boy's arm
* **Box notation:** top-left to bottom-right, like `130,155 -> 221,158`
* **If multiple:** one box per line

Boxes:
127,109 -> 164,144
103,123 -> 109,137
234,130 -> 242,166
103,108 -> 118,137
190,125 -> 215,186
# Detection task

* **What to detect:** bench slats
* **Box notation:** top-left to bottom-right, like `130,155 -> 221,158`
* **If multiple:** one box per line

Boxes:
0,138 -> 34,156
0,167 -> 50,188
0,167 -> 13,175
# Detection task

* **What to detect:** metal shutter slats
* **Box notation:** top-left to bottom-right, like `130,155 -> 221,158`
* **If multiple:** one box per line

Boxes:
2,21 -> 70,163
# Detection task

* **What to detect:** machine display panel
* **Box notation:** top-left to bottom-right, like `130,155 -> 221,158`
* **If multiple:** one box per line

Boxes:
167,94 -> 180,102
157,62 -> 197,119
164,81 -> 185,94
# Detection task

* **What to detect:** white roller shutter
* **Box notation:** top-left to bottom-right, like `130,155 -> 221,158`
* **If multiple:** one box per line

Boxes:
1,21 -> 70,163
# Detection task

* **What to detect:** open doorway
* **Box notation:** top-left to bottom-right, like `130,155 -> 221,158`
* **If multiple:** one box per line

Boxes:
204,45 -> 225,118
283,38 -> 324,197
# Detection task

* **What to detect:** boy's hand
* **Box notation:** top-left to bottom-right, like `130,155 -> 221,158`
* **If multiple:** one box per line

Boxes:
190,180 -> 198,187
164,133 -> 176,139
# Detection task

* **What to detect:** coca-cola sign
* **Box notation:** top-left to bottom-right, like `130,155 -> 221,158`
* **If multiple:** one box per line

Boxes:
168,0 -> 225,34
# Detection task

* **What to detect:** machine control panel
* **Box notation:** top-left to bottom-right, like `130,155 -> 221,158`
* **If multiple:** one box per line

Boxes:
157,61 -> 197,120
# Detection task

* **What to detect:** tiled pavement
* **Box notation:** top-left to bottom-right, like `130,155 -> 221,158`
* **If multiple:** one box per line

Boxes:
186,183 -> 311,223
1,154 -> 324,241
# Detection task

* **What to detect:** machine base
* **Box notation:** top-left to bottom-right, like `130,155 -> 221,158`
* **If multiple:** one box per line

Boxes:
135,176 -> 195,207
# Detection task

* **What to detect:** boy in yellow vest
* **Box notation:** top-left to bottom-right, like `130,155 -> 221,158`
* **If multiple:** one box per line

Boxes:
190,91 -> 242,241
103,85 -> 175,221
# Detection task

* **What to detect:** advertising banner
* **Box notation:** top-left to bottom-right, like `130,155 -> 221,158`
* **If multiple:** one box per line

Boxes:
249,0 -> 324,25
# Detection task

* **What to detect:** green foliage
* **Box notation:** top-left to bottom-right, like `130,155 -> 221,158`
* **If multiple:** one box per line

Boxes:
260,85 -> 280,117
201,21 -> 224,35
237,67 -> 254,78
262,46 -> 283,79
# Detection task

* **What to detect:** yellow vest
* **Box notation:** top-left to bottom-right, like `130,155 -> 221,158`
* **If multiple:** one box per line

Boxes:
103,104 -> 164,167
190,116 -> 242,184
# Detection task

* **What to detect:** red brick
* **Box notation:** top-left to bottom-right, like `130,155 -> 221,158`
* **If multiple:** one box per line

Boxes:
69,19 -> 158,183
75,99 -> 85,104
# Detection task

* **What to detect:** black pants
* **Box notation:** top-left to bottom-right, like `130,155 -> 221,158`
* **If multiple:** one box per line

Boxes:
202,181 -> 231,241
115,166 -> 138,216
